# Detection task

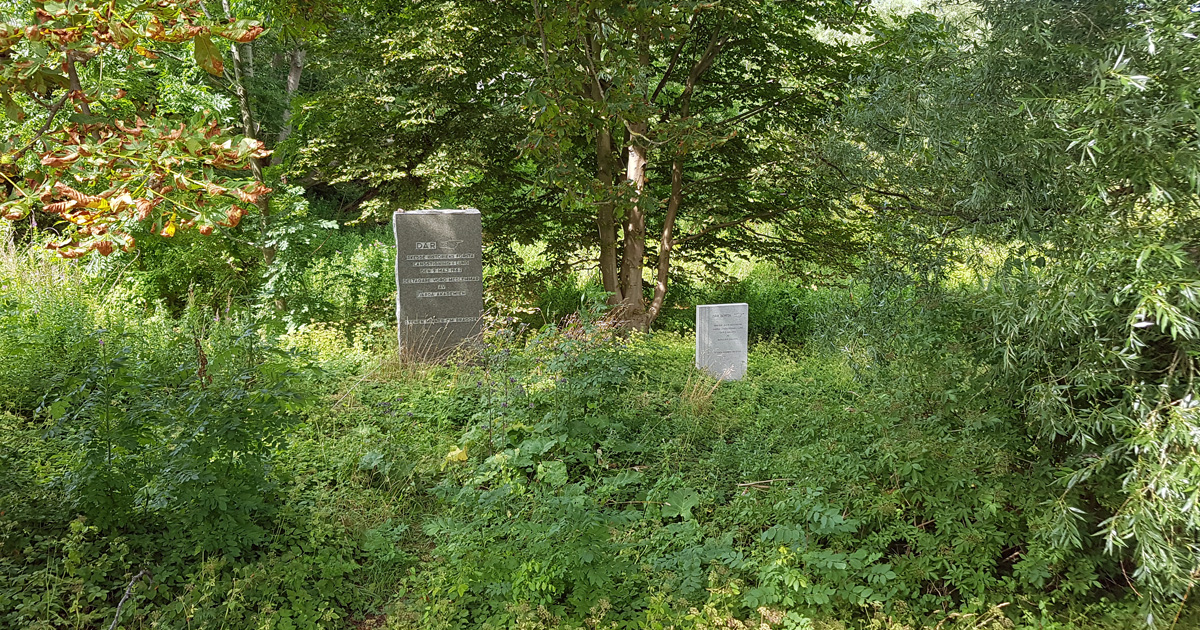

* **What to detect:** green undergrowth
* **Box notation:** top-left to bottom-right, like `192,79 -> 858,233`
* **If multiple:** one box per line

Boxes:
0,244 -> 1190,629
248,320 -> 1184,628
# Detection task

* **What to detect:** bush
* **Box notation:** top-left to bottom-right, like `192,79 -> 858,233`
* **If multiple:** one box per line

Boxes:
656,265 -> 837,344
41,320 -> 311,553
0,238 -> 366,629
286,227 -> 397,330
397,307 -> 1143,628
423,310 -> 644,626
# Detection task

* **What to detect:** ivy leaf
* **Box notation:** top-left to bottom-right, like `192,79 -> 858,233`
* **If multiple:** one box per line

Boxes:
193,34 -> 224,76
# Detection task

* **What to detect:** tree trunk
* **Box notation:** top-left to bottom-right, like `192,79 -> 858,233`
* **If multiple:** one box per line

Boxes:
272,47 -> 305,165
222,0 -> 273,266
584,26 -> 621,304
648,156 -> 682,323
647,27 -> 722,326
596,123 -> 621,303
618,120 -> 649,330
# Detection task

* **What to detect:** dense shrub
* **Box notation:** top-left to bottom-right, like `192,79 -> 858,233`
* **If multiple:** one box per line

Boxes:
405,310 -> 1149,628
0,241 -> 364,630
422,312 -> 642,626
657,265 -> 835,344
285,227 -> 397,329
104,229 -> 259,314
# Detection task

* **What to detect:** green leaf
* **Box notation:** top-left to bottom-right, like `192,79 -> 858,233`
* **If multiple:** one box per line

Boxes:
193,35 -> 224,76
662,488 -> 699,520
67,113 -> 108,125
3,96 -> 22,122
536,460 -> 568,487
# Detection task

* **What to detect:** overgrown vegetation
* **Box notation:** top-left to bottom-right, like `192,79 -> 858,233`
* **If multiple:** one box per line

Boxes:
2,0 -> 1198,628
3,230 -> 1195,628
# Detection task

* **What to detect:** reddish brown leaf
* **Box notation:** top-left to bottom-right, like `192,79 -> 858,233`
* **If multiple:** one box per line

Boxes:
44,200 -> 78,214
219,205 -> 246,227
211,20 -> 265,43
40,151 -> 80,167
135,197 -> 162,220
0,201 -> 27,220
0,23 -> 22,52
54,182 -> 100,206
234,181 -> 271,205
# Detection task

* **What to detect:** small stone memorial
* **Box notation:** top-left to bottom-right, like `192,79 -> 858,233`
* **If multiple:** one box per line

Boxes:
393,209 -> 483,358
695,303 -> 749,380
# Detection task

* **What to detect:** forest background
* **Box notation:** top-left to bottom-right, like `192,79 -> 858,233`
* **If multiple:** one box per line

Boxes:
0,0 -> 1198,629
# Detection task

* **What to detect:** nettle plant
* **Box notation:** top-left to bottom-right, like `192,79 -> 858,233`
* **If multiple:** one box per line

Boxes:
0,0 -> 268,256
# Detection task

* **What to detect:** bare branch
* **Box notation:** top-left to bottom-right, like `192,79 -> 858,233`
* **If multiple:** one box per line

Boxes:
107,570 -> 150,630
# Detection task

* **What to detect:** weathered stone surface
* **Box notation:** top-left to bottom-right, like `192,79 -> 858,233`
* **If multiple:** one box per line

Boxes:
696,303 -> 748,380
393,209 -> 483,358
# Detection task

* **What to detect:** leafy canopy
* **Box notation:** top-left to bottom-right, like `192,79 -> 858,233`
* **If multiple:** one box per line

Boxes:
0,0 -> 269,256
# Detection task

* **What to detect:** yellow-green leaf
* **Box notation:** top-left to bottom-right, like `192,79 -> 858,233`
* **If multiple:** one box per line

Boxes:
193,34 -> 224,76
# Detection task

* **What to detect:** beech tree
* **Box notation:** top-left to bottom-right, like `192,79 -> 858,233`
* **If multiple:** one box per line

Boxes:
285,1 -> 869,327
0,0 -> 270,257
514,0 -> 868,328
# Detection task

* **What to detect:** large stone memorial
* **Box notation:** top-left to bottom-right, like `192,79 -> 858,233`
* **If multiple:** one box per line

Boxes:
695,303 -> 749,380
393,209 -> 483,358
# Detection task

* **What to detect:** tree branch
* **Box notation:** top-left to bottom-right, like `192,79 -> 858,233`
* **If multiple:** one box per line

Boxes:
106,569 -> 150,630
675,209 -> 784,246
650,10 -> 702,104
12,93 -> 71,161
816,155 -> 914,202
719,83 -> 835,128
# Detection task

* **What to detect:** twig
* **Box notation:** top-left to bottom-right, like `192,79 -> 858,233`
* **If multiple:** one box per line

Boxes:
107,569 -> 150,630
650,11 -> 703,104
1169,569 -> 1198,630
1120,559 -> 1143,598
331,358 -> 383,409
674,209 -> 784,246
736,478 -> 792,487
